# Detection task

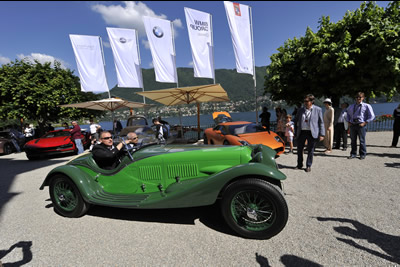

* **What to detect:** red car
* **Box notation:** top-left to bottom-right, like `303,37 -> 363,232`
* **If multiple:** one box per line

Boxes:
24,129 -> 90,160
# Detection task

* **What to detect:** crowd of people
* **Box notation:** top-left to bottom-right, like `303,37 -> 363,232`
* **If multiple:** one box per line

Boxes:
260,92 -> 380,173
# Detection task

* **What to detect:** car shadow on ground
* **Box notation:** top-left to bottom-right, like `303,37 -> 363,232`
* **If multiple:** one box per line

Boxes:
0,157 -> 67,218
0,241 -> 33,267
315,217 -> 400,265
87,201 -> 241,238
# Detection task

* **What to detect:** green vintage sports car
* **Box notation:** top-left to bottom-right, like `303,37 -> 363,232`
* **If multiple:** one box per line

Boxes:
40,142 -> 289,239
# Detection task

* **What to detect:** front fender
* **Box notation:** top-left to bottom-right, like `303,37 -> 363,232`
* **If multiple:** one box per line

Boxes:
40,165 -> 101,203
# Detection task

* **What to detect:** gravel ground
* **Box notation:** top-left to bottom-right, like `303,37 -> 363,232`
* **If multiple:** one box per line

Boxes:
0,131 -> 399,266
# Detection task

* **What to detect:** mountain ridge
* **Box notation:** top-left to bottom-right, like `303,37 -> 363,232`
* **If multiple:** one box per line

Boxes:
102,66 -> 267,104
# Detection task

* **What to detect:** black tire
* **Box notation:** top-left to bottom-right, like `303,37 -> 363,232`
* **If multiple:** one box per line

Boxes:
49,174 -> 90,217
223,140 -> 230,145
221,178 -> 288,239
3,143 -> 13,155
203,134 -> 208,145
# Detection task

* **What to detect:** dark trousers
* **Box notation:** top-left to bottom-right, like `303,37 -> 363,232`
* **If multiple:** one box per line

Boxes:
391,121 -> 400,147
350,124 -> 367,157
334,123 -> 347,149
297,130 -> 318,168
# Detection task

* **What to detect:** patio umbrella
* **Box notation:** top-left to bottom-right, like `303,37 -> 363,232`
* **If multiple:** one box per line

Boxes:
60,97 -> 152,133
136,84 -> 230,139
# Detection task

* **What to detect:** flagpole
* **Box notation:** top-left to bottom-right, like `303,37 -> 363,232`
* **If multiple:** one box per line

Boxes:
135,30 -> 146,104
249,6 -> 258,124
171,20 -> 184,139
99,36 -> 111,99
211,13 -> 216,85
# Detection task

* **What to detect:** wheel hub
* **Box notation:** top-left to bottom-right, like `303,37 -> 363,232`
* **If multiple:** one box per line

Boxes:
58,194 -> 66,202
246,207 -> 258,220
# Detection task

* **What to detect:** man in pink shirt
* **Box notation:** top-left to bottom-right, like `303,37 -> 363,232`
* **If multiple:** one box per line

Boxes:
70,121 -> 84,154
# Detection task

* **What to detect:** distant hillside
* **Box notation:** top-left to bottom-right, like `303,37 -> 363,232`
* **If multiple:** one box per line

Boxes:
102,67 -> 267,104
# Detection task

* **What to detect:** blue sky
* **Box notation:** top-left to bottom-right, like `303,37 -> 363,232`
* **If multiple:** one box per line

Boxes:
0,1 -> 391,90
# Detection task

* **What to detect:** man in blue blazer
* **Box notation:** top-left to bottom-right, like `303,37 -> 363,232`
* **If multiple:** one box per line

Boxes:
294,94 -> 325,172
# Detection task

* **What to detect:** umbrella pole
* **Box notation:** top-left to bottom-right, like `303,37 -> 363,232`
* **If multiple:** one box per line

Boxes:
112,111 -> 115,138
179,109 -> 183,140
197,102 -> 201,141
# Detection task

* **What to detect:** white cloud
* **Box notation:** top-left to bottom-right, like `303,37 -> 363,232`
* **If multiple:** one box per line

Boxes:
188,61 -> 194,67
103,40 -> 111,48
91,1 -> 183,38
17,53 -> 69,69
141,39 -> 150,49
172,19 -> 182,29
0,55 -> 11,65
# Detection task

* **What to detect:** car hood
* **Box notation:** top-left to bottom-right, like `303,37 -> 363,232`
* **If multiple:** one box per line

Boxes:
132,144 -> 253,162
236,133 -> 279,147
25,136 -> 73,148
69,143 -> 278,172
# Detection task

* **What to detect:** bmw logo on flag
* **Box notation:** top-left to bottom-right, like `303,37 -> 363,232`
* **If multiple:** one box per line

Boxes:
119,37 -> 127,43
153,26 -> 164,38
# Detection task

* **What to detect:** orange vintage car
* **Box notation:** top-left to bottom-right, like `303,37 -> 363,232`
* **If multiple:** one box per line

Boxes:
203,112 -> 285,157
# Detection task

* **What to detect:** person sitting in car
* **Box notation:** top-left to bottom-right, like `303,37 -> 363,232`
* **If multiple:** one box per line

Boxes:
92,131 -> 134,170
125,132 -> 142,151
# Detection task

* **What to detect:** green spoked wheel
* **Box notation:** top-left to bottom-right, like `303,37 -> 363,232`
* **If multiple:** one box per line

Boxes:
49,175 -> 89,217
221,178 -> 288,239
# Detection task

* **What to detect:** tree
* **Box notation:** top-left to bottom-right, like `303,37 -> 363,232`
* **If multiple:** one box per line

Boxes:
264,1 -> 400,106
0,59 -> 103,133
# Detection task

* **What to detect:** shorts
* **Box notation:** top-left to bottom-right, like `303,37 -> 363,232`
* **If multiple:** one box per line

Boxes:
286,136 -> 293,142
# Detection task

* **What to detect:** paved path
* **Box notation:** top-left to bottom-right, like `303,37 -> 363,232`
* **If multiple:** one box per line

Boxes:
0,131 -> 399,266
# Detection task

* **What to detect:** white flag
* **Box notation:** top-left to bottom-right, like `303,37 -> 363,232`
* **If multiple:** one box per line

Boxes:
69,34 -> 109,93
184,7 -> 214,79
106,27 -> 143,88
224,1 -> 254,75
143,16 -> 177,83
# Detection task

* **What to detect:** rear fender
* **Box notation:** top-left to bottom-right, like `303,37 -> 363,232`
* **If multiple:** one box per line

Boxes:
154,162 -> 286,208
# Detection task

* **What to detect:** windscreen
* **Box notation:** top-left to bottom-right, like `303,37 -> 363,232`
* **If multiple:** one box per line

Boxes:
43,131 -> 70,138
227,123 -> 267,135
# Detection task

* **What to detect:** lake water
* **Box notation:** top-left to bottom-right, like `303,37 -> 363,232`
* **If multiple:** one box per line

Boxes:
76,101 -> 400,131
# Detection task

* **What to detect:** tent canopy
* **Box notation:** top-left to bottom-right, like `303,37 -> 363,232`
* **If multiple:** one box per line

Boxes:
59,97 -> 152,111
136,84 -> 229,106
60,97 -> 152,134
136,84 -> 230,140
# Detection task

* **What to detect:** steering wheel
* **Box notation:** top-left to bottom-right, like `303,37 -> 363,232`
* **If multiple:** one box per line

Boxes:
120,137 -> 134,161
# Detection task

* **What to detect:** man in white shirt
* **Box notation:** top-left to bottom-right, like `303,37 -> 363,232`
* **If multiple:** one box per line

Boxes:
294,94 -> 325,173
334,103 -> 349,151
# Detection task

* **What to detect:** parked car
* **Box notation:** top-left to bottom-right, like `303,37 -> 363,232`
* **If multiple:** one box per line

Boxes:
119,115 -> 156,143
40,142 -> 289,239
0,130 -> 25,155
24,129 -> 90,160
120,115 -> 177,144
203,112 -> 285,156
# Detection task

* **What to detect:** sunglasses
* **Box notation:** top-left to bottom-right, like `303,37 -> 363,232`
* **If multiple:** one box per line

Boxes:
132,137 -> 138,140
101,136 -> 112,140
